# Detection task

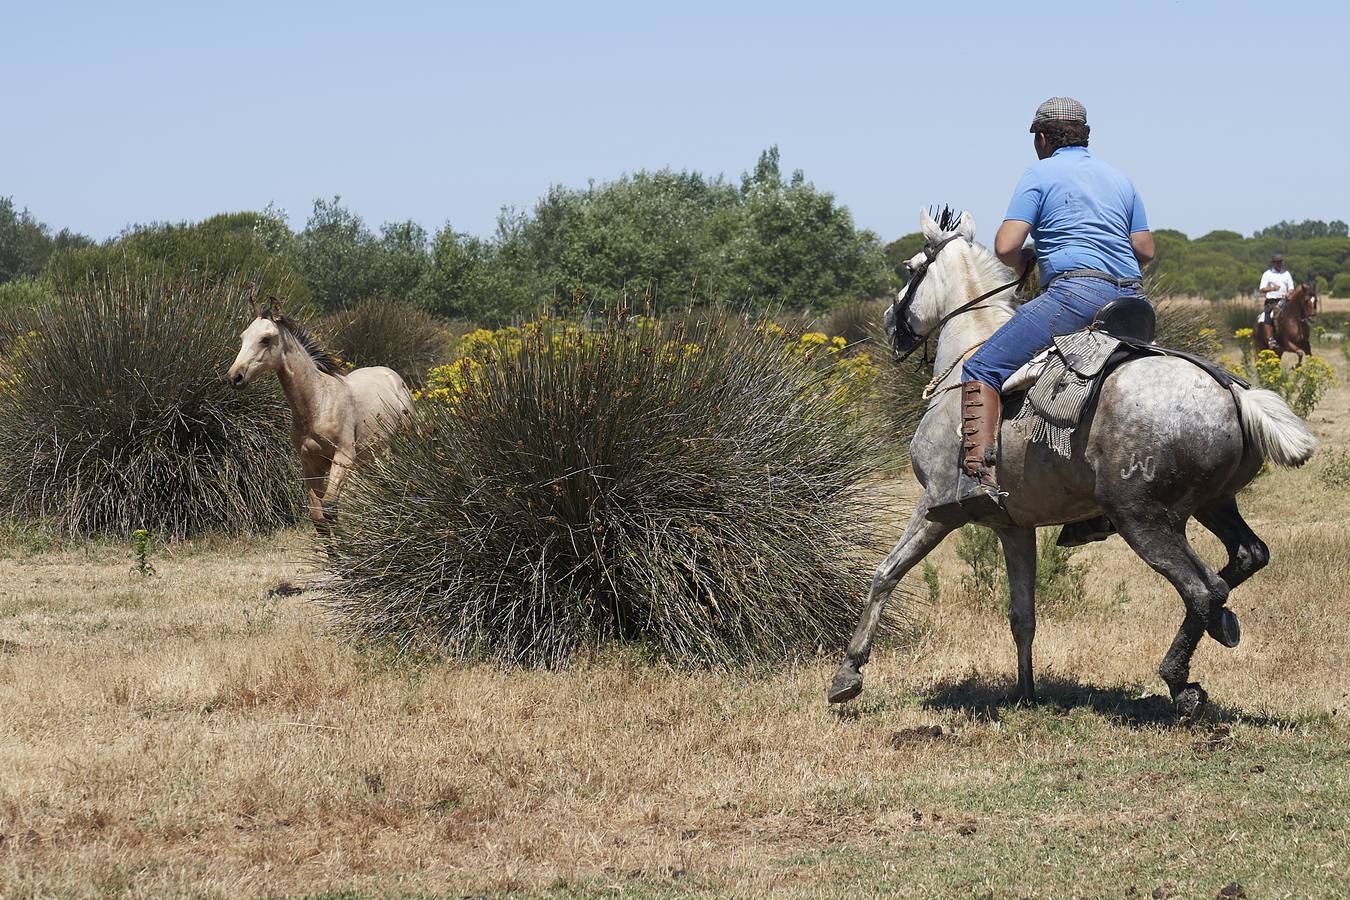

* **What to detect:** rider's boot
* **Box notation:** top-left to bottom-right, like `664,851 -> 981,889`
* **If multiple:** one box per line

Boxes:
955,381 -> 1009,522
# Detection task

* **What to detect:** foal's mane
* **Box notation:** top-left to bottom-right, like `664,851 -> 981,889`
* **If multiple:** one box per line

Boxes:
259,307 -> 344,376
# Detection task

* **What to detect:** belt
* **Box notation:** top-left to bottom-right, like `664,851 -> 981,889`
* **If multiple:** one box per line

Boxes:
1048,268 -> 1142,288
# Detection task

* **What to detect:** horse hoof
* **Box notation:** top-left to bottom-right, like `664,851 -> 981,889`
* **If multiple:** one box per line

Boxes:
1173,683 -> 1209,719
827,665 -> 863,704
1210,608 -> 1241,648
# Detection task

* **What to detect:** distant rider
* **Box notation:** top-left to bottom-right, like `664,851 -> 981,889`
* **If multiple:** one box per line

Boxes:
1258,253 -> 1294,350
938,97 -> 1155,521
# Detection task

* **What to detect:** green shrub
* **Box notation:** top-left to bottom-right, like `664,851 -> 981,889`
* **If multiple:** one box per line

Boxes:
320,298 -> 453,388
1319,450 -> 1350,488
954,525 -> 1087,615
1331,273 -> 1350,298
1214,299 -> 1261,339
0,278 -> 51,315
0,273 -> 300,537
323,313 -> 886,668
45,211 -> 313,316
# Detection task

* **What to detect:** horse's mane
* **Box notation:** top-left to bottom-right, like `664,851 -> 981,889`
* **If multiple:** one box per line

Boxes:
260,307 -> 344,376
924,204 -> 1018,310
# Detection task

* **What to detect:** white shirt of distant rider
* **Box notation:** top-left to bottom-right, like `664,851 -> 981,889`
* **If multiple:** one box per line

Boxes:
1260,268 -> 1295,301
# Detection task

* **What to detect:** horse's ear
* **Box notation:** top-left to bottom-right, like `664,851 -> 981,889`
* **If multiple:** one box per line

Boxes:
919,207 -> 941,240
956,211 -> 977,242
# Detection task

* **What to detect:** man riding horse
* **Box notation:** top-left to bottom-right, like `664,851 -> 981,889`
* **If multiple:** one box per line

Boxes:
1258,253 -> 1296,351
933,96 -> 1155,521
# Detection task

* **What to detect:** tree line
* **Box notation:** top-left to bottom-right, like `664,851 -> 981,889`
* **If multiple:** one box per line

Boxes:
5,161 -> 1349,318
0,148 -> 895,323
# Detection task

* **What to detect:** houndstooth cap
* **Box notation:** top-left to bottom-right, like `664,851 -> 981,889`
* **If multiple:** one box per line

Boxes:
1030,97 -> 1087,132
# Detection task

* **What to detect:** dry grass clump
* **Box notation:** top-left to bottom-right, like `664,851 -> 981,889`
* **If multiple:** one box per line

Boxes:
0,273 -> 299,537
320,297 -> 454,387
323,313 -> 886,668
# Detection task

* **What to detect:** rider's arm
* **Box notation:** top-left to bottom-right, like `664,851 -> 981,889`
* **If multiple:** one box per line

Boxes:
1130,230 -> 1155,268
995,219 -> 1033,269
1127,188 -> 1154,269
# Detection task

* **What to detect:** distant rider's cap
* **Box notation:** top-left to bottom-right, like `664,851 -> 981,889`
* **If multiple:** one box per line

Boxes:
1030,97 -> 1088,132
1272,253 -> 1286,262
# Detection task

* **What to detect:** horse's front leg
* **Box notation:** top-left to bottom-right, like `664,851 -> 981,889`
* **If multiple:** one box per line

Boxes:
828,492 -> 957,704
998,526 -> 1038,703
321,456 -> 353,524
300,455 -> 332,537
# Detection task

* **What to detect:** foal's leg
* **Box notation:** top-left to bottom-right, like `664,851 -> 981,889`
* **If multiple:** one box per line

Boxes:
301,457 -> 332,539
322,458 -> 352,523
828,493 -> 956,704
1196,496 -> 1269,591
1107,506 -> 1233,715
998,526 -> 1038,703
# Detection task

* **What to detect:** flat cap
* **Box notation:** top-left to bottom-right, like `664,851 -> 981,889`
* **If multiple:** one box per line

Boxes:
1030,96 -> 1088,132
1271,253 -> 1286,262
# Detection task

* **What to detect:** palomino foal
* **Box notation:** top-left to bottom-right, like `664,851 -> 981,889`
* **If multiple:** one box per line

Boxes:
228,307 -> 413,532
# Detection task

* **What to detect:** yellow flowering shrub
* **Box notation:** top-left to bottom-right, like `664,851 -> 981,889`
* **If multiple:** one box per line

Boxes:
1252,349 -> 1336,416
1234,327 -> 1253,340
421,317 -> 879,411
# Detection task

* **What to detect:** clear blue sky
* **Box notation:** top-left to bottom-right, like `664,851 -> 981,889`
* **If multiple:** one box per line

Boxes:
3,1 -> 1344,245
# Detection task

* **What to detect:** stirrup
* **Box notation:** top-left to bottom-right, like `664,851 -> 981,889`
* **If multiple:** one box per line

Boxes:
956,471 -> 1012,525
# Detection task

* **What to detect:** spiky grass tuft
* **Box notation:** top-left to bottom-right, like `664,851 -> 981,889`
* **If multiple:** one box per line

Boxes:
0,273 -> 300,538
320,298 -> 455,388
322,313 -> 887,668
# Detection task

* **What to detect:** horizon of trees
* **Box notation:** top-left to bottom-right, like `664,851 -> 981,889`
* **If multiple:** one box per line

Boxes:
0,148 -> 894,323
5,170 -> 1350,317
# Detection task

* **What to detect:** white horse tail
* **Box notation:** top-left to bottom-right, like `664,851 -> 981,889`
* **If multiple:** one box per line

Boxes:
1230,384 -> 1317,467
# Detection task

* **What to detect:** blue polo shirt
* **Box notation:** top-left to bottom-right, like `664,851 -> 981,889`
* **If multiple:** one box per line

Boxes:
1004,146 -> 1148,284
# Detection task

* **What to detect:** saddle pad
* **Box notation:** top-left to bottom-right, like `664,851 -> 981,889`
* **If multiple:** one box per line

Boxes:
1022,331 -> 1122,430
1025,357 -> 1090,429
1052,329 -> 1122,378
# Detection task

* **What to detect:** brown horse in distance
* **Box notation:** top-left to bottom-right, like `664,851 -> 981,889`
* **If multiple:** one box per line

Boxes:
1253,281 -> 1318,366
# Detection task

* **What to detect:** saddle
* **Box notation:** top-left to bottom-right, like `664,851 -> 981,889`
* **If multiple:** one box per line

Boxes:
1003,298 -> 1246,547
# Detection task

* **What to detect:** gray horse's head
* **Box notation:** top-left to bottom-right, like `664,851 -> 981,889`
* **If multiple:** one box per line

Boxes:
889,207 -> 980,347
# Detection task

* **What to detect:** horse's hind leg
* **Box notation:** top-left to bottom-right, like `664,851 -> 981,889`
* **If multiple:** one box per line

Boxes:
828,493 -> 956,704
1107,506 -> 1234,715
998,527 -> 1037,703
1196,495 -> 1269,591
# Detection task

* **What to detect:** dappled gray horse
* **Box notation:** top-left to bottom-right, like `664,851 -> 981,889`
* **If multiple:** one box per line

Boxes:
829,209 -> 1316,716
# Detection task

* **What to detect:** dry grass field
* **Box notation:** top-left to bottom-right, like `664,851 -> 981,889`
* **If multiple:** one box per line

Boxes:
2,340 -> 1348,898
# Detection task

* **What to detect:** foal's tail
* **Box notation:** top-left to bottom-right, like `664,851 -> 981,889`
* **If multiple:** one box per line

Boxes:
1230,385 -> 1317,467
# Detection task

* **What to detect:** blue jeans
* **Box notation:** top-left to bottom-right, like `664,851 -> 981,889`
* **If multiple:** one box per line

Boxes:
963,276 -> 1143,389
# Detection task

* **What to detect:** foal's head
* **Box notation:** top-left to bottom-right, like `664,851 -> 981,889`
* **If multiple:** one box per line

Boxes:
229,307 -> 345,388
228,309 -> 286,388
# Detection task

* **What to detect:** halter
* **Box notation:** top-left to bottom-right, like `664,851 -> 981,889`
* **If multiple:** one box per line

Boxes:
888,234 -> 1032,363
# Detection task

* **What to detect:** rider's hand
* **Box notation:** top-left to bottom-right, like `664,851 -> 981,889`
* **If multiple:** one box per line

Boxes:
1019,247 -> 1037,274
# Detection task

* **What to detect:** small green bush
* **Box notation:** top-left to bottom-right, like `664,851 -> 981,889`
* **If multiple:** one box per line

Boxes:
320,297 -> 453,388
1214,299 -> 1261,337
1331,273 -> 1350,298
323,313 -> 886,668
954,525 -> 1087,615
1319,450 -> 1350,489
0,273 -> 300,537
0,278 -> 51,315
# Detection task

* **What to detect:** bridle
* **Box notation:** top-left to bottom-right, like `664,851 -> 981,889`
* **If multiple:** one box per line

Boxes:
889,234 -> 1032,362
